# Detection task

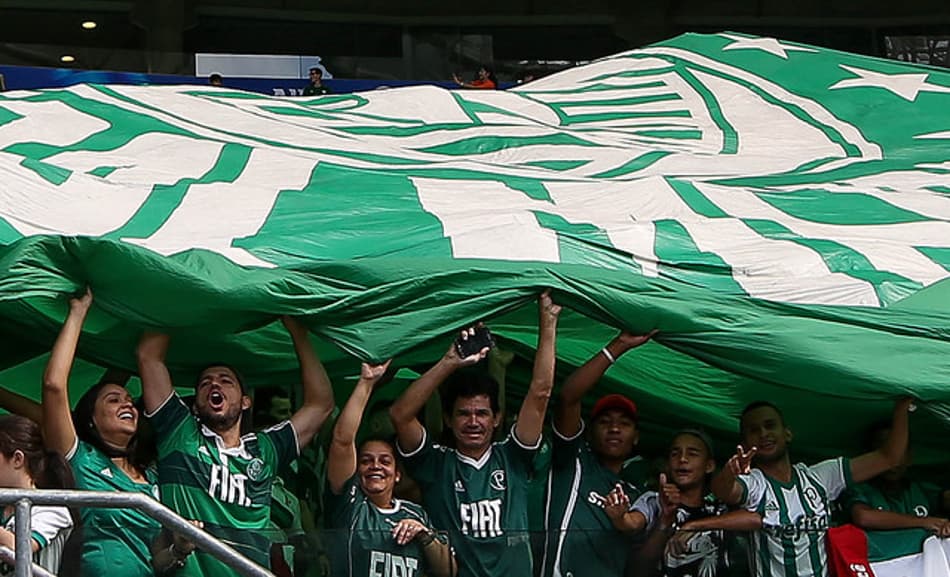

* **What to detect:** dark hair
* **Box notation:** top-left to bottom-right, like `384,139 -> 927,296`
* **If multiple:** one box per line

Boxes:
196,363 -> 247,395
193,364 -> 252,435
0,416 -> 84,575
739,400 -> 785,432
480,65 -> 498,86
72,381 -> 152,473
0,415 -> 74,490
209,73 -> 222,83
358,435 -> 398,458
441,372 -> 500,415
309,67 -> 322,75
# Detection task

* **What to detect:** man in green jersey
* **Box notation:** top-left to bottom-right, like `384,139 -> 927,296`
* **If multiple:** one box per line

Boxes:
844,421 -> 950,543
137,316 -> 335,577
389,291 -> 561,577
541,329 -> 655,577
712,398 -> 914,577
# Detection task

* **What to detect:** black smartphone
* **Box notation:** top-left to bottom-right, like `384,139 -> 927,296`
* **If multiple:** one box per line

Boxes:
455,325 -> 495,359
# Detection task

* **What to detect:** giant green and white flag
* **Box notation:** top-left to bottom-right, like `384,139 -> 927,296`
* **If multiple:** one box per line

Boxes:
0,32 -> 949,463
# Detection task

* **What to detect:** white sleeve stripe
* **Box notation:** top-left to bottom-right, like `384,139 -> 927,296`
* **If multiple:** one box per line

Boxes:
64,438 -> 79,462
396,427 -> 427,458
552,420 -> 585,441
511,423 -> 543,451
143,390 -> 179,418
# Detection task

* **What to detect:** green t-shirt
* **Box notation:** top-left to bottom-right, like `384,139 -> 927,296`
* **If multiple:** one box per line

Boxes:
302,84 -> 330,96
398,426 -> 537,577
148,393 -> 299,577
326,475 -> 436,577
541,422 -> 648,577
67,439 -> 160,577
842,480 -> 944,562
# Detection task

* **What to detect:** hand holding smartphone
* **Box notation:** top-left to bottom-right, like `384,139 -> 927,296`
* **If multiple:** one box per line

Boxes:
455,324 -> 495,360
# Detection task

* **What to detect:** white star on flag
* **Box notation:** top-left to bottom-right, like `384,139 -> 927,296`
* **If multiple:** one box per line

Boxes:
829,65 -> 950,102
719,34 -> 817,59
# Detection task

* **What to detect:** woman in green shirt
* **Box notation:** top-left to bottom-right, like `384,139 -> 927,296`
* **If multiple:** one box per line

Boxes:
326,360 -> 456,577
40,289 -> 169,577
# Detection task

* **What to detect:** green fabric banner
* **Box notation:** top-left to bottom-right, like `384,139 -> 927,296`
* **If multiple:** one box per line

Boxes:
0,32 -> 949,465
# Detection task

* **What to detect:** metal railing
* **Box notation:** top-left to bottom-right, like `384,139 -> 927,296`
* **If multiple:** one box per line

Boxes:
0,489 -> 275,577
0,546 -> 55,577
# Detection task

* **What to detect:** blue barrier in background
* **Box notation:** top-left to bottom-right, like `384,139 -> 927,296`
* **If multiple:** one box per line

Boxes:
0,64 -> 478,94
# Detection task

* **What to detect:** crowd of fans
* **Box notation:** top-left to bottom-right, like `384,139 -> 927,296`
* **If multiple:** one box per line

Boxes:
0,289 -> 945,577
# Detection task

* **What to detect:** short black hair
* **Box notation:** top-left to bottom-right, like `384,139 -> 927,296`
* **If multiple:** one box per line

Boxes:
739,400 -> 785,431
209,73 -> 222,83
195,363 -> 247,395
441,372 -> 500,415
358,435 -> 398,458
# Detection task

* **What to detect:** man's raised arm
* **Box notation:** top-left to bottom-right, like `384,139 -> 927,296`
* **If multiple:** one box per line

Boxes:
514,290 -> 561,447
136,331 -> 174,415
555,329 -> 656,438
282,317 -> 335,450
850,398 -> 914,484
390,330 -> 488,453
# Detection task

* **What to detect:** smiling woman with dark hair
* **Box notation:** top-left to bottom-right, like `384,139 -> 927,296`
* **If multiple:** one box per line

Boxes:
41,289 -> 164,577
326,360 -> 456,577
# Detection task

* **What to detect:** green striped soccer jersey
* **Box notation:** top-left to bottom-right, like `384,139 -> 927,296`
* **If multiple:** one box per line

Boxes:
541,422 -> 648,577
148,393 -> 298,577
326,475 -> 437,577
398,427 -> 537,577
739,458 -> 852,577
0,505 -> 72,576
67,439 -> 160,577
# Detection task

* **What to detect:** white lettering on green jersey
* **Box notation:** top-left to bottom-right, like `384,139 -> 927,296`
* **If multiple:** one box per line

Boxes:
542,422 -> 647,577
398,426 -> 538,577
739,457 -> 852,577
368,551 -> 420,577
459,499 -> 503,538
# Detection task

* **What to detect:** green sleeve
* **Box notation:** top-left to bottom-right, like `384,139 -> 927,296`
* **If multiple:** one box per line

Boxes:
550,420 -> 585,469
842,482 -> 875,510
501,424 -> 541,476
324,475 -> 360,530
260,420 -> 300,470
397,428 -> 444,486
145,393 -> 195,457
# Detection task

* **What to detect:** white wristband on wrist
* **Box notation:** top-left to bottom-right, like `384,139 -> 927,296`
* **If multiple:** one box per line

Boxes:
601,347 -> 616,364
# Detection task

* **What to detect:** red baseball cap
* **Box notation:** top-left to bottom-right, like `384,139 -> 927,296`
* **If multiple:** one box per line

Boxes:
590,394 -> 638,422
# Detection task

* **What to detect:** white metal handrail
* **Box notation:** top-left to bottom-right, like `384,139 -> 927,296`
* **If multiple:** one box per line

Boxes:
0,489 -> 275,577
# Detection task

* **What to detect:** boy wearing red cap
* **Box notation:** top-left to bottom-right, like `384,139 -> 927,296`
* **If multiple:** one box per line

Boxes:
540,330 -> 656,577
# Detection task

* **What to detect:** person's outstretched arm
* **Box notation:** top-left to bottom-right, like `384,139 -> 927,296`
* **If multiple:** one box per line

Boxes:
42,289 -> 93,455
390,329 -> 489,453
282,317 -> 335,450
851,504 -> 948,533
327,361 -> 391,495
555,329 -> 656,438
513,290 -> 561,447
0,388 -> 41,426
137,332 -> 174,415
850,398 -> 914,484
680,509 -> 762,532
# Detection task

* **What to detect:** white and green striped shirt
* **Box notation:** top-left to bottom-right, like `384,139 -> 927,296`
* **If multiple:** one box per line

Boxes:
738,457 -> 852,577
0,505 -> 73,576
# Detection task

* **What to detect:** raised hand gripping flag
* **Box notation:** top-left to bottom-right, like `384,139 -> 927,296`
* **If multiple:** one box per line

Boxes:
0,32 -> 948,464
